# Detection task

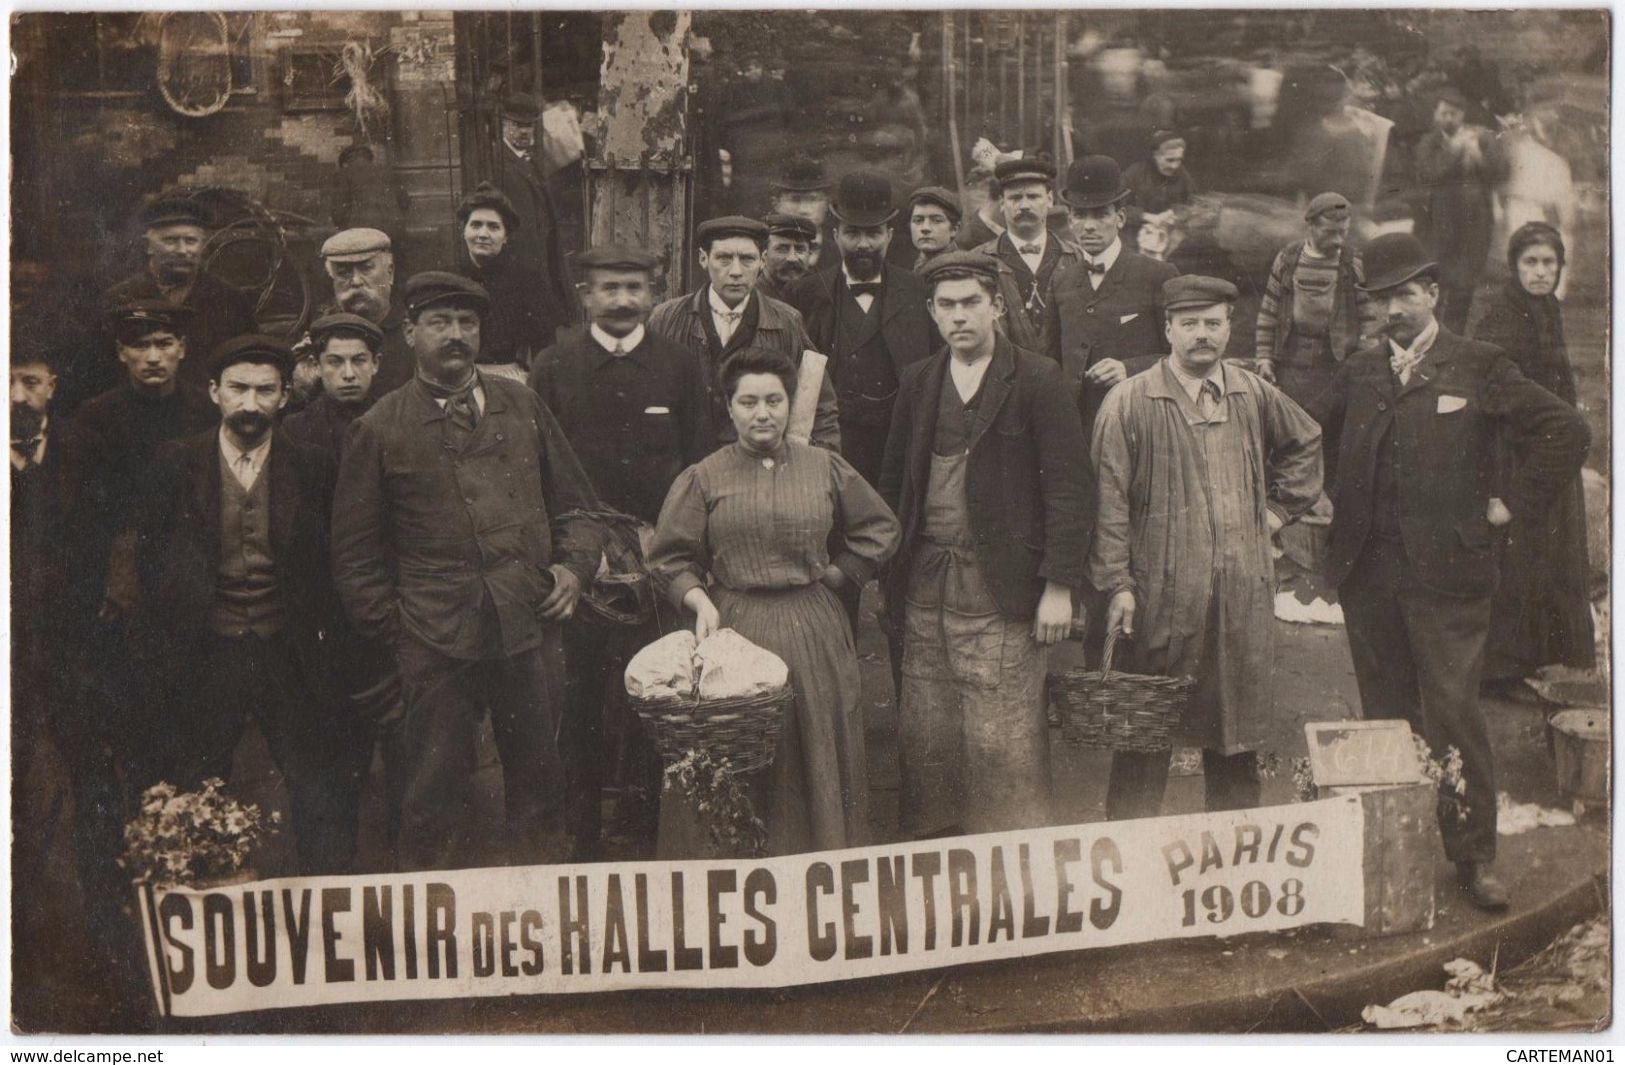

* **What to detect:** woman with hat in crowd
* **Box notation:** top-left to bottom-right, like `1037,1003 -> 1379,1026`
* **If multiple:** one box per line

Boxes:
1123,129 -> 1200,218
1470,222 -> 1596,692
453,181 -> 567,381
646,348 -> 900,856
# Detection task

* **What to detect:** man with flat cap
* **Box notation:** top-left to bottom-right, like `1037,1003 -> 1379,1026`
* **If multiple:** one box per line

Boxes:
133,335 -> 366,874
758,212 -> 818,304
1307,233 -> 1588,910
1255,191 -> 1374,482
1413,86 -> 1508,332
314,227 -> 415,396
334,271 -> 603,870
1046,154 -> 1180,436
973,156 -> 1085,355
1091,275 -> 1323,822
107,195 -> 258,392
283,313 -> 386,457
769,154 -> 833,267
907,185 -> 962,271
455,181 -> 567,378
492,93 -> 576,320
649,215 -> 840,451
880,251 -> 1091,839
532,245 -> 713,858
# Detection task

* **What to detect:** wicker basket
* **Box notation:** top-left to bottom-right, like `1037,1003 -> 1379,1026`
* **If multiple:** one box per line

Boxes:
1050,633 -> 1194,753
631,686 -> 792,774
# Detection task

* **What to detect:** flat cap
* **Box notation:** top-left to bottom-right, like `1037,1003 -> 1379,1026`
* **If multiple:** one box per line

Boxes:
696,215 -> 769,247
763,213 -> 818,241
308,312 -> 384,350
1305,191 -> 1351,222
908,185 -> 962,222
574,244 -> 661,272
501,92 -> 542,121
320,227 -> 393,262
210,334 -> 295,379
138,195 -> 208,231
402,271 -> 490,315
1161,274 -> 1239,312
103,297 -> 194,333
919,250 -> 1001,286
993,156 -> 1057,187
1149,128 -> 1187,150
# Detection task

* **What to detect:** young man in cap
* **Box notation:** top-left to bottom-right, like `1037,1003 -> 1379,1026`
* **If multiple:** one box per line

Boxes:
974,157 -> 1084,354
1123,130 -> 1199,217
757,212 -> 818,304
1092,275 -> 1323,822
333,271 -> 603,871
133,336 -> 367,874
880,251 -> 1091,839
1255,191 -> 1374,480
648,215 -> 840,450
1307,233 -> 1588,911
531,245 -> 714,858
283,313 -> 386,456
769,154 -> 832,267
492,93 -> 576,324
1047,154 -> 1180,437
315,227 -> 415,396
1413,87 -> 1508,332
455,182 -> 566,377
107,195 -> 258,392
907,185 -> 962,270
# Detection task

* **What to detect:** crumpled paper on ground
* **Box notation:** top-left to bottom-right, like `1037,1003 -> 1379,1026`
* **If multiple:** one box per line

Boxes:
624,629 -> 787,701
1363,959 -> 1504,1029
1273,591 -> 1345,625
1496,792 -> 1578,834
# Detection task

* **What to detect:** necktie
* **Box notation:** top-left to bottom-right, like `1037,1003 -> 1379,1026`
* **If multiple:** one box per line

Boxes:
445,389 -> 479,433
237,452 -> 256,488
848,282 -> 881,298
1086,261 -> 1107,276
1020,243 -> 1042,255
1198,379 -> 1222,420
1390,343 -> 1427,385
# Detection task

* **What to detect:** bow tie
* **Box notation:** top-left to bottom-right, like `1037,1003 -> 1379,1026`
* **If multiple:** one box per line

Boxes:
11,437 -> 41,459
716,308 -> 743,324
1019,243 -> 1043,255
848,282 -> 881,298
1086,261 -> 1108,276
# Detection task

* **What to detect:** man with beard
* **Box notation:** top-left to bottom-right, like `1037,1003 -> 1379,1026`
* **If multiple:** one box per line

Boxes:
973,157 -> 1084,356
649,215 -> 840,451
1307,234 -> 1587,911
313,228 -> 415,395
282,313 -> 386,456
531,246 -> 713,859
133,336 -> 366,874
491,93 -> 577,325
455,182 -> 564,378
907,186 -> 961,271
1413,87 -> 1509,332
107,196 -> 257,393
757,213 -> 817,303
1092,276 -> 1322,822
769,154 -> 832,268
334,272 -> 602,871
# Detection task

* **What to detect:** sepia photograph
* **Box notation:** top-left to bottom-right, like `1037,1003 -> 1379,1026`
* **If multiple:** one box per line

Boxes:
6,6 -> 1613,1039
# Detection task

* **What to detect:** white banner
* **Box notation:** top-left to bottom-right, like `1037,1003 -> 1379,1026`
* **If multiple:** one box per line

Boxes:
139,796 -> 1365,1017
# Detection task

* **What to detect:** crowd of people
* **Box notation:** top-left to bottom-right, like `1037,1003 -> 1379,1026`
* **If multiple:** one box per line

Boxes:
11,86 -> 1597,1002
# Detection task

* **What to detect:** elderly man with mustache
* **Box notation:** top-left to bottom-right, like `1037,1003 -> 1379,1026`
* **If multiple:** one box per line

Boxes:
1090,275 -> 1323,823
310,228 -> 417,397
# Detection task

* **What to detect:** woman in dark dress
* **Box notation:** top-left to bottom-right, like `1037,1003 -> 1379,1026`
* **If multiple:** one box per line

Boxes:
647,350 -> 900,856
1471,222 -> 1596,685
454,182 -> 562,381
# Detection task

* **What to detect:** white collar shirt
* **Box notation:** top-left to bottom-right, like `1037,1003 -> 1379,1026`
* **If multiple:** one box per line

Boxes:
591,322 -> 645,355
708,287 -> 750,346
1084,237 -> 1123,290
219,427 -> 272,491
949,351 -> 994,404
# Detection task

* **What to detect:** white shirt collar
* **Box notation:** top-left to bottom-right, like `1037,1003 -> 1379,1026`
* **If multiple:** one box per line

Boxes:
708,286 -> 750,319
1388,317 -> 1440,362
949,351 -> 995,404
591,322 -> 645,354
219,426 -> 272,489
842,265 -> 882,289
1167,358 -> 1225,405
1086,237 -> 1123,272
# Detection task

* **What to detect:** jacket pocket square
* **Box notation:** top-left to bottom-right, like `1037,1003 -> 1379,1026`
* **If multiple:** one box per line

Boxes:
1436,395 -> 1468,414
644,406 -> 671,415
1119,313 -> 1139,324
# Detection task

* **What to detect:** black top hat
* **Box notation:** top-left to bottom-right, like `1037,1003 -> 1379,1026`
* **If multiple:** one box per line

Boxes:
138,195 -> 208,232
1059,155 -> 1132,210
308,312 -> 385,351
403,272 -> 491,316
1356,233 -> 1439,293
773,154 -> 830,193
829,170 -> 897,227
457,182 -> 522,232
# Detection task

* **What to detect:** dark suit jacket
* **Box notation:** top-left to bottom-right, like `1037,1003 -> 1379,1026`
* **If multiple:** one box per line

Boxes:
879,335 -> 1093,621
1308,327 -> 1589,598
133,429 -> 347,698
1045,248 -> 1179,430
492,146 -> 577,325
784,264 -> 940,393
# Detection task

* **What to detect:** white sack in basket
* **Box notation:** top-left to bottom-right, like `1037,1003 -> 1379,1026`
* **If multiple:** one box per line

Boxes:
623,630 -> 698,701
695,629 -> 788,701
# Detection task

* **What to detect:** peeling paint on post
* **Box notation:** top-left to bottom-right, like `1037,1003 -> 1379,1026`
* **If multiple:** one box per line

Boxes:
589,11 -> 693,297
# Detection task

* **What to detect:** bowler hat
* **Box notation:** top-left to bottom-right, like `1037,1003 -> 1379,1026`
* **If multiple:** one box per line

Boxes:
320,228 -> 393,263
308,312 -> 384,352
829,170 -> 898,227
1161,275 -> 1239,314
574,244 -> 661,273
402,271 -> 490,316
919,250 -> 1001,288
908,185 -> 962,223
763,213 -> 818,242
457,182 -> 522,231
1356,233 -> 1439,293
501,93 -> 542,122
696,216 -> 769,250
993,156 -> 1057,189
1059,155 -> 1131,210
138,195 -> 208,232
773,154 -> 830,193
210,334 -> 294,382
1305,191 -> 1351,222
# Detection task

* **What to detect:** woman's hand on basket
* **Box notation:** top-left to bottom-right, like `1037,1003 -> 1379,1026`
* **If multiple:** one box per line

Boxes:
1106,589 -> 1136,638
1033,581 -> 1073,646
683,587 -> 722,641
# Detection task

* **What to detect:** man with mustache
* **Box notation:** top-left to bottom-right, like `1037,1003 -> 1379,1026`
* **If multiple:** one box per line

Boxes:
1307,234 -> 1588,911
768,154 -> 832,268
334,272 -> 603,871
1091,275 -> 1323,823
757,213 -> 817,303
530,245 -> 713,859
312,227 -> 415,396
132,335 -> 367,874
972,156 -> 1084,357
107,196 -> 258,393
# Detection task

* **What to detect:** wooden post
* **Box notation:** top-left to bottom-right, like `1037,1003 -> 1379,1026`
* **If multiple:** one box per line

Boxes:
587,11 -> 692,300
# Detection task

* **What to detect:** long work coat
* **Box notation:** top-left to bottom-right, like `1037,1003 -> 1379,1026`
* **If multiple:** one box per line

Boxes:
1089,360 -> 1322,752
